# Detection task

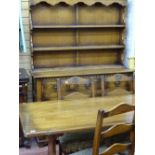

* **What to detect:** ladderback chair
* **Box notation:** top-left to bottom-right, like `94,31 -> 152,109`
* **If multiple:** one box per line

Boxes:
57,76 -> 96,100
57,76 -> 96,155
101,74 -> 134,96
93,103 -> 135,155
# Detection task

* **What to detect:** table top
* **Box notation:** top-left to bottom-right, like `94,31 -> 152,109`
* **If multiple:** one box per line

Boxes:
19,95 -> 134,137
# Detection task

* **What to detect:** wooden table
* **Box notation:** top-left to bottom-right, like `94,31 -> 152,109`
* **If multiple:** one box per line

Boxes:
19,95 -> 134,155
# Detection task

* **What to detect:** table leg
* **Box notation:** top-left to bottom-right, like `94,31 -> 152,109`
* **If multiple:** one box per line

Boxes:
48,135 -> 56,155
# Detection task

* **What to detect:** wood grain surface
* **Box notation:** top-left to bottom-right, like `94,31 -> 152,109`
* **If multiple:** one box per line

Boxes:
19,95 -> 134,137
32,65 -> 134,78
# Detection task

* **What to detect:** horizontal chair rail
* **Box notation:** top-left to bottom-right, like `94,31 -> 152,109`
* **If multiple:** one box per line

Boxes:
101,123 -> 133,138
100,143 -> 131,155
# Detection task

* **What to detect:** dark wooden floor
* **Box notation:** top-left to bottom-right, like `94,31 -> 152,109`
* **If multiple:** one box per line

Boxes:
19,140 -> 59,155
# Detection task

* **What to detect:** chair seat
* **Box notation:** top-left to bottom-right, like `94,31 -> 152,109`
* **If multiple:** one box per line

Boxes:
70,145 -> 106,155
59,131 -> 94,154
70,145 -> 127,155
59,129 -> 119,154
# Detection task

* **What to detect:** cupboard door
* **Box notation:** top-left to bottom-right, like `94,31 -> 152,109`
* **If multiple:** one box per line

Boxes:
102,73 -> 134,96
57,76 -> 96,100
42,78 -> 58,101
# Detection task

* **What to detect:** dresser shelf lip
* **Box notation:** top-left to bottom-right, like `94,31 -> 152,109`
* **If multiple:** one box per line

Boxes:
33,45 -> 125,52
31,65 -> 134,78
32,24 -> 125,29
30,0 -> 127,7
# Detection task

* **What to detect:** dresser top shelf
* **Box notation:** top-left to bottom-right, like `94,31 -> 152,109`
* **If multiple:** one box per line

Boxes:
31,0 -> 130,78
32,65 -> 134,78
33,45 -> 125,52
32,25 -> 125,29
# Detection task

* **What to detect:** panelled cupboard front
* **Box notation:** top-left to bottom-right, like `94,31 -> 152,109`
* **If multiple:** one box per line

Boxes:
30,0 -> 134,101
33,71 -> 134,101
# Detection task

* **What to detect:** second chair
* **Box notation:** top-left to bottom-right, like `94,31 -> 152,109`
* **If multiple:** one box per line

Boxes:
57,76 -> 96,155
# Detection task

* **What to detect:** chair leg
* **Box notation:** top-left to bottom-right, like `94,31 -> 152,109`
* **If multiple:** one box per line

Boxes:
59,143 -> 63,155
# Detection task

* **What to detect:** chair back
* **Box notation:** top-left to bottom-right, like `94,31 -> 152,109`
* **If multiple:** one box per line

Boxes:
93,103 -> 135,155
101,74 -> 134,96
57,76 -> 96,100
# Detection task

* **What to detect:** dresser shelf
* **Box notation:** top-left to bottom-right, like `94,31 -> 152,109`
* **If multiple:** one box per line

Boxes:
32,65 -> 134,78
33,45 -> 125,52
32,24 -> 125,29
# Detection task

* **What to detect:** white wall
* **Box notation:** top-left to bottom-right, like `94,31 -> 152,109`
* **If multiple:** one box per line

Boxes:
20,0 -> 32,101
125,0 -> 135,67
